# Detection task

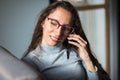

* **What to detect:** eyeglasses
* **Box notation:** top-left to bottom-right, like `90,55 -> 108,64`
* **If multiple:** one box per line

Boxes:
47,18 -> 74,34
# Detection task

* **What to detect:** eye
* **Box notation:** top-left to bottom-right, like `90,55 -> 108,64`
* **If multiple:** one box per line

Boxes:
50,20 -> 58,26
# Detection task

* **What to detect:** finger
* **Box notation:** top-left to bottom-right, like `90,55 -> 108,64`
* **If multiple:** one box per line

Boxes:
68,40 -> 80,47
68,36 -> 86,47
69,34 -> 87,44
67,37 -> 86,47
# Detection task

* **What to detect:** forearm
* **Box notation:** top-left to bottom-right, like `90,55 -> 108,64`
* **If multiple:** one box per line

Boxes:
82,59 -> 99,80
83,58 -> 96,72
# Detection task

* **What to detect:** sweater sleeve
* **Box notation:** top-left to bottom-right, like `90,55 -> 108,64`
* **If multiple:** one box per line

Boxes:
82,61 -> 99,80
86,66 -> 98,80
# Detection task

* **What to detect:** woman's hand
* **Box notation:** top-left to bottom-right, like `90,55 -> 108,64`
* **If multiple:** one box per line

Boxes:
67,34 -> 96,72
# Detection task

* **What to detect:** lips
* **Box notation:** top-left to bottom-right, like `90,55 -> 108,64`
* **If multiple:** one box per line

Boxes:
50,35 -> 62,42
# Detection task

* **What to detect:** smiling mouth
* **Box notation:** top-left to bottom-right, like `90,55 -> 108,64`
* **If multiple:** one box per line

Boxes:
50,35 -> 62,42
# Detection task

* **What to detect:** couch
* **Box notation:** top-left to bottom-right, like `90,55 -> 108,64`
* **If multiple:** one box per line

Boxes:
0,46 -> 45,80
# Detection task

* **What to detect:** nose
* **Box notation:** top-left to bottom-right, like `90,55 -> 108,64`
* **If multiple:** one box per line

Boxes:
54,26 -> 63,36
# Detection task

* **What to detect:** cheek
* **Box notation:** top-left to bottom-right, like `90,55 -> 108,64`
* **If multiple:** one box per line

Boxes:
42,22 -> 53,33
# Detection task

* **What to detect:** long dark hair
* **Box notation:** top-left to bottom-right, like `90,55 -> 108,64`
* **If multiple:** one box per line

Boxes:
24,1 -> 110,80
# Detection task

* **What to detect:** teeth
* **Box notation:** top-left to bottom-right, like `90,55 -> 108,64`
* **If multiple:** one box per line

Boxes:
50,36 -> 60,41
52,36 -> 59,40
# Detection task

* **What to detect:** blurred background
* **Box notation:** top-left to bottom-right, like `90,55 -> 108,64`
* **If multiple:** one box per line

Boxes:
0,0 -> 119,80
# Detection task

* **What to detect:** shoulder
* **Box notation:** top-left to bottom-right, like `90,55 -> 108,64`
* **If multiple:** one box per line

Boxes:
22,46 -> 40,61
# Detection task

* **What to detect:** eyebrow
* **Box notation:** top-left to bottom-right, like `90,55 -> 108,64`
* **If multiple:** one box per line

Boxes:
48,17 -> 70,26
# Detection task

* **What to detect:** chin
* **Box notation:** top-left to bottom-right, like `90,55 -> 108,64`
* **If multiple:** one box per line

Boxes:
48,42 -> 62,46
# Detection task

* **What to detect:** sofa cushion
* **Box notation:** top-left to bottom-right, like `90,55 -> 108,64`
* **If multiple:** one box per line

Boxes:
0,46 -> 45,80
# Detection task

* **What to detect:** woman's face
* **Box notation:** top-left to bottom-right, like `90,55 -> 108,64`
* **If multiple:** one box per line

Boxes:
41,7 -> 72,46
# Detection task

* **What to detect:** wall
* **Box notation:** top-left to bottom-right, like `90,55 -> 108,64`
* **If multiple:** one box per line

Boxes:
79,9 -> 106,69
0,0 -> 49,58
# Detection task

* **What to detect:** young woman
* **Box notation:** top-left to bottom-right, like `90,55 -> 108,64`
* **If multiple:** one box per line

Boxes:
22,1 -> 110,80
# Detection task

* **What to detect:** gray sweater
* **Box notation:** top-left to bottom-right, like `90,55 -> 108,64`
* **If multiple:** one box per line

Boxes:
23,45 -> 98,80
